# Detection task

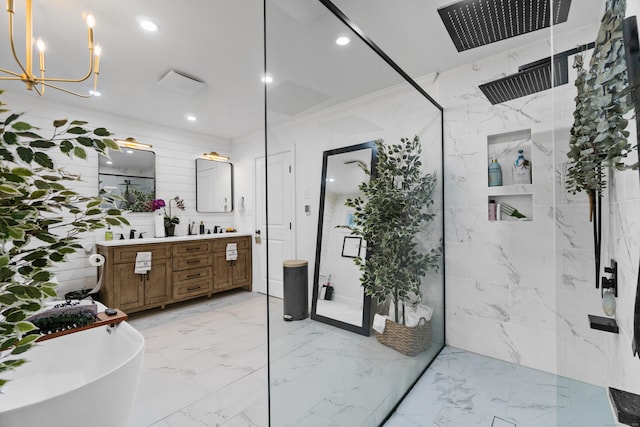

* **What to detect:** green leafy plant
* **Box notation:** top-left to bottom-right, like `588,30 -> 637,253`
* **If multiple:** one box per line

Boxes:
566,0 -> 638,288
345,136 -> 441,325
567,0 -> 638,201
0,91 -> 129,386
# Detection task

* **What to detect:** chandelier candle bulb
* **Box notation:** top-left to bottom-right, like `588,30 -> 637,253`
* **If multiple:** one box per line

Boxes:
87,14 -> 95,49
1,0 -> 101,97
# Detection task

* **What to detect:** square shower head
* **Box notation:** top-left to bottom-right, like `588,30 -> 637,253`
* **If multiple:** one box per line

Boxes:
438,0 -> 572,52
478,56 -> 569,104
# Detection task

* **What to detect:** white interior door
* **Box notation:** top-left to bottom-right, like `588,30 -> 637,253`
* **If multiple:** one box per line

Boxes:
254,151 -> 294,298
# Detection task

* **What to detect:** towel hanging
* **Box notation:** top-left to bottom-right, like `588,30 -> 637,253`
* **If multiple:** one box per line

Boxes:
226,243 -> 238,261
134,252 -> 152,274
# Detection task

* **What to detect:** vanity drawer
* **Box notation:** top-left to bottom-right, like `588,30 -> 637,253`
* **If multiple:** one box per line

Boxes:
173,266 -> 212,285
173,279 -> 212,299
112,244 -> 171,264
212,236 -> 250,252
173,241 -> 211,257
173,254 -> 210,271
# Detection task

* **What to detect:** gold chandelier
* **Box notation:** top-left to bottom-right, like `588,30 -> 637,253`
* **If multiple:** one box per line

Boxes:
0,0 -> 101,97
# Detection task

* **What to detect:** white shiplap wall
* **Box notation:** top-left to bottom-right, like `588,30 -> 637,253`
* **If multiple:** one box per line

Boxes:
1,90 -> 235,296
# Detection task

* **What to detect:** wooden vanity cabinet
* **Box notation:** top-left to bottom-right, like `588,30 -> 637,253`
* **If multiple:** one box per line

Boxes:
172,240 -> 213,301
213,237 -> 252,291
98,243 -> 172,313
97,235 -> 252,314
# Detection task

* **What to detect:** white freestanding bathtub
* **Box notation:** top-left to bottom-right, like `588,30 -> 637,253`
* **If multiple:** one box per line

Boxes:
0,306 -> 145,427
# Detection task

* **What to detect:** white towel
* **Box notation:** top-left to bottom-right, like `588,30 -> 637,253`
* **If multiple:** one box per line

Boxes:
372,313 -> 387,334
134,252 -> 152,274
226,243 -> 238,261
389,301 -> 433,327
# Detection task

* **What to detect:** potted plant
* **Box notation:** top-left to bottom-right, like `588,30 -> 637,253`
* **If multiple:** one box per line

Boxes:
345,136 -> 441,356
0,92 -> 128,386
148,196 -> 185,236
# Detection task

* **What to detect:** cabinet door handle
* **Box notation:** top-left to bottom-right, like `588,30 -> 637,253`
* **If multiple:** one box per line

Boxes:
186,247 -> 199,252
187,260 -> 200,265
187,273 -> 201,279
186,286 -> 201,291
139,275 -> 144,283
146,271 -> 150,280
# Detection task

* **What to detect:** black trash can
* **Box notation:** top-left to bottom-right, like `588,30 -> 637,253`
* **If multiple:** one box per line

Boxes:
283,259 -> 308,321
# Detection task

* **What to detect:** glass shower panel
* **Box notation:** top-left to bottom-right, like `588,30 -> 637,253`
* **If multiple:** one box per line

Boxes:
264,0 -> 444,425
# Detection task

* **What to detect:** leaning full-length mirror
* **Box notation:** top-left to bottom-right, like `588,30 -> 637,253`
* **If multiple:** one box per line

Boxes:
195,158 -> 234,212
311,142 -> 377,335
98,148 -> 155,212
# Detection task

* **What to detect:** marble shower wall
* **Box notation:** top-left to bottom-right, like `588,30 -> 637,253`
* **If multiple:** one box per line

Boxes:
441,34 -> 560,375
440,5 -> 640,391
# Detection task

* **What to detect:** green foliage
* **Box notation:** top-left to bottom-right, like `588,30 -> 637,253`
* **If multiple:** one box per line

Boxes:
124,187 -> 154,212
0,91 -> 129,384
566,0 -> 638,198
345,136 -> 441,325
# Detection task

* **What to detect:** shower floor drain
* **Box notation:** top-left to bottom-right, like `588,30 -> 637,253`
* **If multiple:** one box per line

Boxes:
492,416 -> 516,427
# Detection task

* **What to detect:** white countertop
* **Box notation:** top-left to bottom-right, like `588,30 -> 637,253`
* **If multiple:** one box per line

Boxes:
96,232 -> 252,247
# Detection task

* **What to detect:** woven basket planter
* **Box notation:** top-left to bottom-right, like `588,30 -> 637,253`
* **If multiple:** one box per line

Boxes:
375,317 -> 431,356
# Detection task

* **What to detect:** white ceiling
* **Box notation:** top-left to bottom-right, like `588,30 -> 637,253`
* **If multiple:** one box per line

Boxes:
0,1 -> 605,141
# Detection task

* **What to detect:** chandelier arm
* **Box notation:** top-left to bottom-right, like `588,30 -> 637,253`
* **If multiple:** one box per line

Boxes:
31,82 -> 42,96
7,5 -> 29,78
40,81 -> 92,98
0,69 -> 23,78
38,50 -> 95,84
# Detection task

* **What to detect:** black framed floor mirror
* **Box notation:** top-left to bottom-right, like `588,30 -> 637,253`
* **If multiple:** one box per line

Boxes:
311,141 -> 377,336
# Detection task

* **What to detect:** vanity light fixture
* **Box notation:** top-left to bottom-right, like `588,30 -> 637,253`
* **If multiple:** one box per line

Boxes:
202,151 -> 230,162
0,0 -> 102,97
336,36 -> 350,46
115,137 -> 153,150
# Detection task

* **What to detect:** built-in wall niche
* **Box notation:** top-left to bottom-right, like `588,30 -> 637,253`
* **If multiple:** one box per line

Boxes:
487,128 -> 533,187
487,129 -> 534,221
488,194 -> 533,221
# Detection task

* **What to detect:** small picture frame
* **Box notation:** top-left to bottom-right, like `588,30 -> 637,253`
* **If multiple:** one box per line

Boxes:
342,236 -> 362,258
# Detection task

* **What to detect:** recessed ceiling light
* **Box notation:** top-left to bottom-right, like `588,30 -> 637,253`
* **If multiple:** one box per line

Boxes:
186,115 -> 197,122
336,36 -> 350,46
126,150 -> 134,154
140,19 -> 159,32
106,160 -> 113,165
261,75 -> 273,84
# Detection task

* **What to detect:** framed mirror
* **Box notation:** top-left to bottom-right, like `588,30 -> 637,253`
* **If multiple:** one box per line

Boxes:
311,142 -> 377,336
196,158 -> 234,212
98,147 -> 155,212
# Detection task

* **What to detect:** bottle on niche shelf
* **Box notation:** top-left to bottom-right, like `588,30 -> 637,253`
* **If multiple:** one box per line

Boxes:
512,149 -> 531,185
488,158 -> 502,187
488,200 -> 497,221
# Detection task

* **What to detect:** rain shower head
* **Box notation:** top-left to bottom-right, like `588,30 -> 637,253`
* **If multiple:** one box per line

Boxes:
438,0 -> 572,52
479,57 -> 568,104
478,42 -> 594,105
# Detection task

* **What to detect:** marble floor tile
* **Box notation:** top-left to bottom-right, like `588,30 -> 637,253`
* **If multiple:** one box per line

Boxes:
385,347 -> 615,427
126,290 -> 442,426
125,292 -> 615,426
